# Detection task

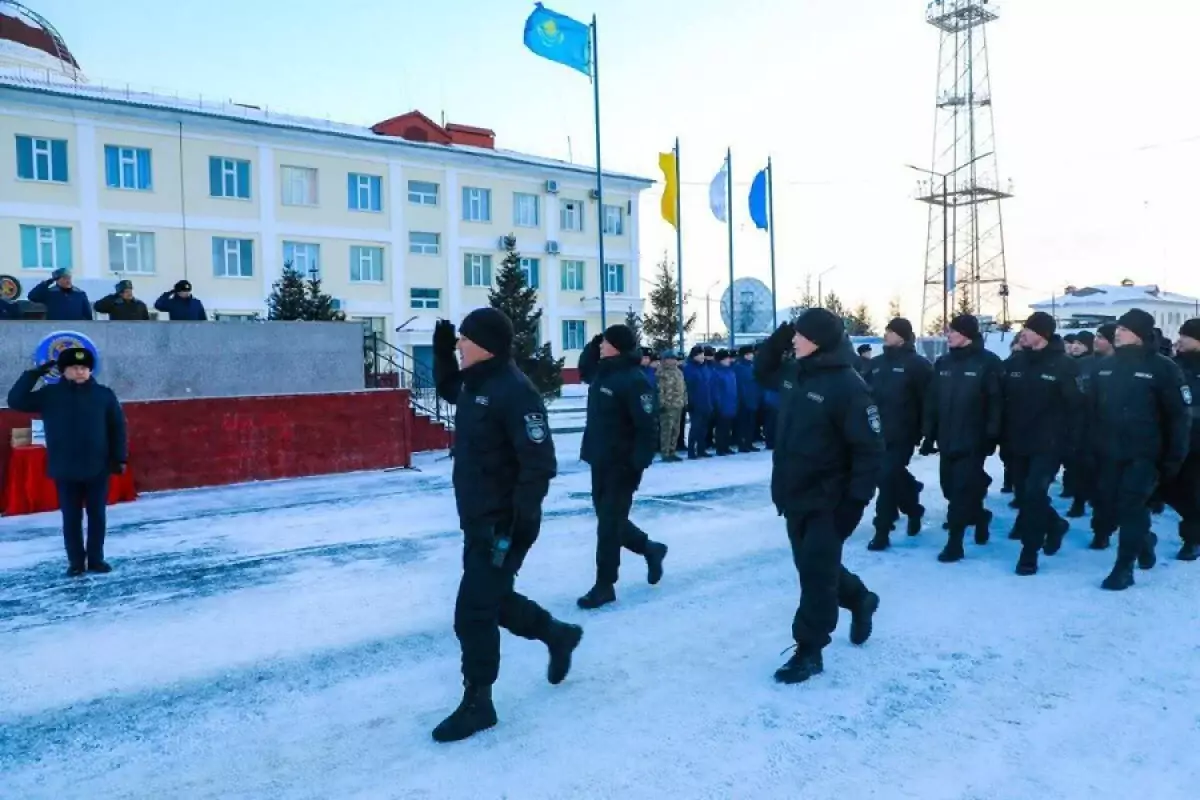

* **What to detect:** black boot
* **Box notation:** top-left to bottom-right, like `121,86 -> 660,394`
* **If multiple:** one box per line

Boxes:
577,583 -> 616,610
1101,562 -> 1135,591
86,560 -> 112,574
773,647 -> 824,684
432,683 -> 497,743
1001,482 -> 1013,494
849,592 -> 880,645
545,622 -> 584,685
974,510 -> 993,545
1015,547 -> 1039,576
645,542 -> 668,585
1176,542 -> 1200,562
906,506 -> 925,537
1007,526 -> 1022,541
1137,532 -> 1158,570
1088,532 -> 1112,550
66,563 -> 85,577
1043,518 -> 1069,556
866,530 -> 890,552
1066,498 -> 1087,519
938,532 -> 965,563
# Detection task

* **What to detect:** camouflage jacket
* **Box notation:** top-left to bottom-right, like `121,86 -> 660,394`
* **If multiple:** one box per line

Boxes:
657,363 -> 687,409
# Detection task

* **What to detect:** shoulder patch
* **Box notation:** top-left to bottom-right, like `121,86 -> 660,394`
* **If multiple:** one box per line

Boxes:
1183,386 -> 1193,406
523,413 -> 548,444
866,405 -> 882,434
640,393 -> 654,414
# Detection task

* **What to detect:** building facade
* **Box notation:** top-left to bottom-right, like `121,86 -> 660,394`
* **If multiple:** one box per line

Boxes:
1029,282 -> 1200,341
0,76 -> 651,361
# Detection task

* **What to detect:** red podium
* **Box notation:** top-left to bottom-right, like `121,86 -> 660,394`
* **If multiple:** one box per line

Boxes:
1,446 -> 137,516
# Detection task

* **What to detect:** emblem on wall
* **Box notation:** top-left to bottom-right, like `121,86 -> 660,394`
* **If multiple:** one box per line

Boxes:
33,330 -> 100,384
0,274 -> 21,302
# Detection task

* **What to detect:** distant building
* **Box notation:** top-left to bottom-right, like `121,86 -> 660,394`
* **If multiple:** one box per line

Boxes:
1029,280 -> 1200,340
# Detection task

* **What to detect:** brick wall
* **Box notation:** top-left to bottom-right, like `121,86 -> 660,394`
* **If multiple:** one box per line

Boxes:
1,389 -> 417,493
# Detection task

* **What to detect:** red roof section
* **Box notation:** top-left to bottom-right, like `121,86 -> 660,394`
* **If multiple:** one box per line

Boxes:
0,4 -> 79,68
371,111 -> 495,149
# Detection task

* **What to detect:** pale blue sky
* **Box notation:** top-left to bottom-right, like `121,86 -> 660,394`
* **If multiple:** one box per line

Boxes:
32,0 -> 1200,326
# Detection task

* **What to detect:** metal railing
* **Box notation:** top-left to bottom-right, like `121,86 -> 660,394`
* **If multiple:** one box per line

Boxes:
363,333 -> 455,431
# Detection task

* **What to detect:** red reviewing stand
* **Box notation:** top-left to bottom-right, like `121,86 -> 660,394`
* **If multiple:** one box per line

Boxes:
1,446 -> 137,516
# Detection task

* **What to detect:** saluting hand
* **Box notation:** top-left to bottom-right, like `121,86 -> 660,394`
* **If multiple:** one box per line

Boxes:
433,319 -> 457,356
35,361 -> 56,376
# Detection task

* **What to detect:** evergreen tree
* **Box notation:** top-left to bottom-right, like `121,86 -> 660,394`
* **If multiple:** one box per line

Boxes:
642,254 -> 696,351
489,234 -> 563,399
798,275 -> 816,309
848,302 -> 876,336
305,272 -> 337,321
956,284 -> 974,317
823,291 -> 848,320
887,296 -> 903,321
624,307 -> 644,346
267,262 -> 309,320
925,315 -> 946,336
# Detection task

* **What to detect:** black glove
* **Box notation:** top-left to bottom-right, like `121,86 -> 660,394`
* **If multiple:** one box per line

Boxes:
433,319 -> 457,357
35,361 -> 56,376
766,321 -> 795,353
109,461 -> 126,476
918,438 -> 938,457
511,490 -> 545,547
588,333 -> 604,350
834,500 -> 868,538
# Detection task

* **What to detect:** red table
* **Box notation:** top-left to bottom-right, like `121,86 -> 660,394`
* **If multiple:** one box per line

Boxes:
1,446 -> 137,516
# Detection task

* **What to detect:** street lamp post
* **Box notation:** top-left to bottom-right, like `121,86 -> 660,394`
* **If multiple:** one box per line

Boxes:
817,265 -> 838,311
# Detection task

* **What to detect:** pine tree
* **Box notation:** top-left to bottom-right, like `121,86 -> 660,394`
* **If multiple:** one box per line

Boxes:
887,296 -> 903,321
848,302 -> 876,336
489,234 -> 563,399
267,262 -> 309,320
642,254 -> 696,352
925,315 -> 946,336
823,291 -> 847,320
624,307 -> 644,346
305,272 -> 337,321
956,284 -> 974,317
798,275 -> 816,309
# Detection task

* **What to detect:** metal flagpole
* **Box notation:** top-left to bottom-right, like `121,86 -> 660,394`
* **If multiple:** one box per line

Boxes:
675,137 -> 684,353
590,15 -> 607,329
726,147 -> 735,349
767,156 -> 777,329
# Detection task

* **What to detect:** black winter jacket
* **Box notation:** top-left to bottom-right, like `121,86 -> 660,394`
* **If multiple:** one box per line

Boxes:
94,294 -> 150,321
1001,336 -> 1083,459
755,337 -> 883,516
1173,351 -> 1200,451
923,341 -> 1004,456
579,350 -> 657,473
1089,344 -> 1191,474
434,355 -> 557,528
864,344 -> 933,448
7,372 -> 127,481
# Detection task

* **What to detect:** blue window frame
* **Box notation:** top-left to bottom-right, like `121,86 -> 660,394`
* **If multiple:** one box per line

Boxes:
348,173 -> 382,212
104,145 -> 153,190
212,237 -> 254,277
562,320 -> 587,351
604,262 -> 626,294
19,225 -> 73,270
209,156 -> 251,199
15,135 -> 68,182
519,257 -> 541,289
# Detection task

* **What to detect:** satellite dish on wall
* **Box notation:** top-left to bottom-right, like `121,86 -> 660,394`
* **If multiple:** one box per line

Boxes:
719,277 -> 775,336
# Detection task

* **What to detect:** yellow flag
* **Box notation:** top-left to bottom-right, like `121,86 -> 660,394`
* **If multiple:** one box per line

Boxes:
658,151 -> 678,229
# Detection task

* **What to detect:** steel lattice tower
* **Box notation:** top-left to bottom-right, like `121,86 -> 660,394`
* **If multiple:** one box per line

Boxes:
917,0 -> 1011,332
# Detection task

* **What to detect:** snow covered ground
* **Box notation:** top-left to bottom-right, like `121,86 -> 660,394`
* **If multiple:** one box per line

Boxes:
1,436 -> 1198,800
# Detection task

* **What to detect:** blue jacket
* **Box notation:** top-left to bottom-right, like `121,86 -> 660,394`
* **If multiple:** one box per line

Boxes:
7,371 -> 128,482
763,389 -> 780,410
683,360 -> 713,415
28,280 -> 93,321
710,363 -> 739,417
154,292 -> 208,321
641,365 -> 657,392
733,358 -> 762,411
0,299 -> 19,319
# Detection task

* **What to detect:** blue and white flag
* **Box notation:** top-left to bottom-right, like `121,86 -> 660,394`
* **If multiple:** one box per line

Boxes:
748,168 -> 769,230
709,163 -> 728,223
523,3 -> 592,76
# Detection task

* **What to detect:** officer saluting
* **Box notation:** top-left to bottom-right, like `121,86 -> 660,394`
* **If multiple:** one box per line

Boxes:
429,308 -> 583,743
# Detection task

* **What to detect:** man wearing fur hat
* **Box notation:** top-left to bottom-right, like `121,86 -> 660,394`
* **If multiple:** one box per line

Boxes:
576,324 -> 669,610
94,280 -> 150,321
755,309 -> 883,684
428,308 -> 582,743
27,269 -> 92,321
922,314 -> 1004,562
154,280 -> 208,321
1163,318 -> 1200,561
1087,308 -> 1191,589
7,347 -> 126,576
656,350 -> 687,463
734,344 -> 763,452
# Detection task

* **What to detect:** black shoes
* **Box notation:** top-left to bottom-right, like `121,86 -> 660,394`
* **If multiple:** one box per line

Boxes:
1088,532 -> 1112,550
974,511 -> 993,545
577,583 -> 616,610
545,623 -> 583,686
867,531 -> 890,552
938,534 -> 965,563
1066,498 -> 1087,518
432,683 -> 498,743
645,542 -> 668,586
1101,563 -> 1135,591
849,592 -> 880,646
1137,533 -> 1158,571
87,560 -> 113,574
66,564 -> 85,577
773,648 -> 824,685
1043,518 -> 1069,556
907,506 -> 925,537
1015,548 -> 1039,576
1177,542 -> 1200,562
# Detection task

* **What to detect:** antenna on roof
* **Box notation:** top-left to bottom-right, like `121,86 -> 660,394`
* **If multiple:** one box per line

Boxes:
568,135 -> 573,163
440,110 -> 445,127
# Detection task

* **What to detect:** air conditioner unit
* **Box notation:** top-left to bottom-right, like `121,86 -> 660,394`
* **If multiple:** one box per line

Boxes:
545,179 -> 560,194
545,241 -> 561,255
588,188 -> 601,201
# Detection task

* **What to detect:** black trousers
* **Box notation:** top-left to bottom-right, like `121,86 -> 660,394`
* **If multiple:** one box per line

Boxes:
1095,458 -> 1159,565
1009,454 -> 1064,551
591,467 -> 650,585
736,407 -> 760,450
939,452 -> 989,533
873,445 -> 922,530
687,410 -> 711,456
786,509 -> 868,652
56,476 -> 109,567
676,408 -> 688,452
714,414 -> 734,454
455,522 -> 553,687
1162,453 -> 1200,545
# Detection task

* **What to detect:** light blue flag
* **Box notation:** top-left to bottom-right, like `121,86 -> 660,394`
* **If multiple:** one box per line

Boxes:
748,168 -> 769,230
523,3 -> 592,76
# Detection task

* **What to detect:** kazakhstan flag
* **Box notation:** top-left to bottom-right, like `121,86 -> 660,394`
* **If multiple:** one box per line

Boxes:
523,3 -> 592,76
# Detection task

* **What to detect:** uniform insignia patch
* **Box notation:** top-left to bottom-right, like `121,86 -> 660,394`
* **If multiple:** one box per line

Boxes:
866,405 -> 882,434
1183,386 -> 1193,406
640,393 -> 654,414
524,413 -> 547,443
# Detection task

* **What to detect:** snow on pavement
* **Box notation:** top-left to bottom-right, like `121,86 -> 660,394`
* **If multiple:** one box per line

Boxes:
1,436 -> 1197,799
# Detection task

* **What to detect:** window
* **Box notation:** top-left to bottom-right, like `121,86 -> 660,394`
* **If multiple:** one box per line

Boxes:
409,231 -> 440,256
283,241 -> 321,278
281,166 -> 318,206
15,135 -> 68,183
19,225 -> 72,270
107,231 -> 155,274
212,237 -> 254,277
513,193 -> 540,227
350,245 -> 384,282
462,187 -> 491,222
209,156 -> 251,199
560,259 -> 585,291
562,320 -> 587,351
604,262 -> 626,294
519,257 -> 540,289
348,173 -> 382,212
603,204 -> 624,235
408,180 -> 438,205
358,316 -> 387,338
214,313 -> 256,322
104,145 -> 152,190
464,253 -> 492,287
560,199 -> 584,232
410,288 -> 441,310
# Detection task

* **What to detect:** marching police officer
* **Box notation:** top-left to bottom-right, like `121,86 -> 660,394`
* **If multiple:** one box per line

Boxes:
1002,313 -> 1082,576
576,324 -> 669,610
754,310 -> 883,684
1162,318 -> 1200,561
863,317 -> 932,550
429,308 -> 583,743
1088,309 -> 1191,590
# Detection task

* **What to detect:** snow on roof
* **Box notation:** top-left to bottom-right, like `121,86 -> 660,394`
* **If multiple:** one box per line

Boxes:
0,72 -> 653,186
1030,283 -> 1199,309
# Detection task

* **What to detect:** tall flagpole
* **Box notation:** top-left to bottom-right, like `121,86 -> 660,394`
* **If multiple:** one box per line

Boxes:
675,137 -> 684,353
726,147 -> 735,349
590,15 -> 607,329
767,156 -> 777,329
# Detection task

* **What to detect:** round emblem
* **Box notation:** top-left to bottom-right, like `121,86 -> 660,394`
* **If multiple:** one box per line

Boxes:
0,274 -> 20,301
33,330 -> 100,384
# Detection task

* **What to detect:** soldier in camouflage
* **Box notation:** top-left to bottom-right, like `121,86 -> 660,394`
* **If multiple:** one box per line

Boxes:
656,351 -> 688,462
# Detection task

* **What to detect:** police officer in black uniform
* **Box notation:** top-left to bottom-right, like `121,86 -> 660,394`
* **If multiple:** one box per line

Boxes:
922,314 -> 1004,562
1086,323 -> 1119,547
428,308 -> 583,743
754,310 -> 883,685
1002,313 -> 1082,576
1088,308 -> 1191,590
575,324 -> 669,610
863,317 -> 932,551
1162,318 -> 1200,561
1063,330 -> 1098,518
